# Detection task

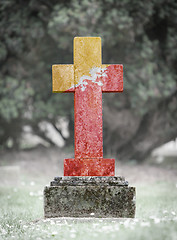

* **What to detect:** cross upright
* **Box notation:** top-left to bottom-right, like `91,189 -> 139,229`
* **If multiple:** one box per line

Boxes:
52,37 -> 123,176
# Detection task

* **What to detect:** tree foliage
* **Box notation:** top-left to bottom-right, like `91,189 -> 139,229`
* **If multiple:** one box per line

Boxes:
0,0 -> 177,160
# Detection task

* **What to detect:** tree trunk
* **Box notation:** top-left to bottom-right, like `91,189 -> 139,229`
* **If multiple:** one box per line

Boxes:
103,90 -> 177,161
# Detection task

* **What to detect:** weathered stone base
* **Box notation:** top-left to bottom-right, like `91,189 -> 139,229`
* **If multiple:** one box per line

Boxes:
44,177 -> 136,218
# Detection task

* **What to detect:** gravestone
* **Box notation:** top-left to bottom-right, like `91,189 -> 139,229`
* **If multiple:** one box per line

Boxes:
44,37 -> 136,218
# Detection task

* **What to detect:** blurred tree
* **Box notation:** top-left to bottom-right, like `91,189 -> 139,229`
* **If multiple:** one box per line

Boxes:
0,0 -> 176,161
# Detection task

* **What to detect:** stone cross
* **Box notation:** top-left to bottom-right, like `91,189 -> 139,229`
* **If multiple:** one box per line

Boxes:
52,37 -> 123,176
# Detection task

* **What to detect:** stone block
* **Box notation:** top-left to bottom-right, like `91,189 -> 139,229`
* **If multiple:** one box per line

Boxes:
64,158 -> 115,176
44,176 -> 136,218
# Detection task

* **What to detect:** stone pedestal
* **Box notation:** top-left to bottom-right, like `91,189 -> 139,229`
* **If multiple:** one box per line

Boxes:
44,176 -> 136,218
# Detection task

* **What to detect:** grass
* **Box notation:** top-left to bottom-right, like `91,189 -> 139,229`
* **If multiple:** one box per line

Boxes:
0,179 -> 177,240
0,147 -> 177,239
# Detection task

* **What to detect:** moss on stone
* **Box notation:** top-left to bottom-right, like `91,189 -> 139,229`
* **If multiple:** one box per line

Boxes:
44,177 -> 136,218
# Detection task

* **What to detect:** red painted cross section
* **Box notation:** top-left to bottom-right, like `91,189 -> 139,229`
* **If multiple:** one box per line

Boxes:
52,37 -> 123,176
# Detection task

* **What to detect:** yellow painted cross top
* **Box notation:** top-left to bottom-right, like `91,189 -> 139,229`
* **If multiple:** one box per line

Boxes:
52,37 -> 102,92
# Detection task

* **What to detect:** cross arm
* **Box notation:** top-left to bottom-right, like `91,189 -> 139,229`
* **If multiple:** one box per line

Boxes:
101,64 -> 123,92
52,64 -> 75,93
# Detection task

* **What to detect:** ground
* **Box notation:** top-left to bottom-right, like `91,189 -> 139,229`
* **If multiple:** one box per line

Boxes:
0,147 -> 177,240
